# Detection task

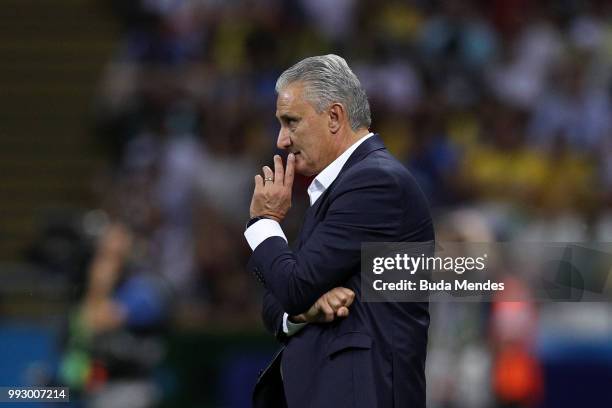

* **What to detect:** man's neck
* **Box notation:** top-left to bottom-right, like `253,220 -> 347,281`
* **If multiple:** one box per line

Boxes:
315,128 -> 371,175
335,128 -> 370,158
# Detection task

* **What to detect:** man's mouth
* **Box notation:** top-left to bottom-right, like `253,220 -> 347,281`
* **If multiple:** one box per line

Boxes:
292,151 -> 300,156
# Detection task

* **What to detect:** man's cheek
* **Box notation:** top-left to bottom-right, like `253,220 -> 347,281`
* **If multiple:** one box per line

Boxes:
294,156 -> 307,172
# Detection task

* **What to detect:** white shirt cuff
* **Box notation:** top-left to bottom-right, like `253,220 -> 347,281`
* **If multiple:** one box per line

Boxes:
244,218 -> 287,251
282,312 -> 307,336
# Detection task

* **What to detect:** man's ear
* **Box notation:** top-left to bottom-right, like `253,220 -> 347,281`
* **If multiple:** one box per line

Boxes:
328,103 -> 345,134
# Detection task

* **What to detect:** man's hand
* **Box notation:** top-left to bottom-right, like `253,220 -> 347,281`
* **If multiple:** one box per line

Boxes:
250,153 -> 295,222
290,287 -> 355,323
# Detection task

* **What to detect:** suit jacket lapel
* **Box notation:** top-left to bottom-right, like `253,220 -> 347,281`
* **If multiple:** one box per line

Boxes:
294,134 -> 387,250
296,196 -> 323,250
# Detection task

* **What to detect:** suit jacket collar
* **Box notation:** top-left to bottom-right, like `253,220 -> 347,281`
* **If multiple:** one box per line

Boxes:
308,132 -> 374,206
317,133 -> 386,201
295,133 -> 386,249
341,133 -> 386,173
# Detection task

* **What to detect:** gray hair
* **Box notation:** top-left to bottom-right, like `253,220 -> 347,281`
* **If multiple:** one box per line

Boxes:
275,54 -> 371,130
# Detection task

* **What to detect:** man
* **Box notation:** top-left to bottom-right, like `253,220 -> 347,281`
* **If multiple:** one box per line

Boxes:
245,55 -> 434,408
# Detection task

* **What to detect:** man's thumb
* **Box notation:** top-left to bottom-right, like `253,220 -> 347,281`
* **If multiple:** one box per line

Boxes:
336,306 -> 349,317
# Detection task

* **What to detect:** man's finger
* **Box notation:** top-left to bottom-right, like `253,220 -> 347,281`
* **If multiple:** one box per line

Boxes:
336,306 -> 349,318
338,288 -> 355,305
254,174 -> 264,191
317,299 -> 335,322
330,287 -> 354,306
285,153 -> 295,187
262,166 -> 274,183
326,293 -> 342,310
273,155 -> 284,185
331,288 -> 348,305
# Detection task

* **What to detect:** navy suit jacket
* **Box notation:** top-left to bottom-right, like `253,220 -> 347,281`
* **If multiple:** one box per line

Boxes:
248,135 -> 434,408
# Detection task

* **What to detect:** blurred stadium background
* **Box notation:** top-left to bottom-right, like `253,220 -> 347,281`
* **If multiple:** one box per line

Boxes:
1,0 -> 612,407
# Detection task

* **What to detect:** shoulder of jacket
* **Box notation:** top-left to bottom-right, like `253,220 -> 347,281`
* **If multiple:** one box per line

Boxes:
342,152 -> 411,185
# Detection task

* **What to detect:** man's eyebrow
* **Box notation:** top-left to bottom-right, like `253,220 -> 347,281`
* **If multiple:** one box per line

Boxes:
278,113 -> 299,121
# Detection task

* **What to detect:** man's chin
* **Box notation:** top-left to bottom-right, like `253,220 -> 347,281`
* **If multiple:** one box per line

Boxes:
295,164 -> 315,177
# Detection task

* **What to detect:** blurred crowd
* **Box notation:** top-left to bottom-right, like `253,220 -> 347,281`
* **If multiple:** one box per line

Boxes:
25,0 -> 612,407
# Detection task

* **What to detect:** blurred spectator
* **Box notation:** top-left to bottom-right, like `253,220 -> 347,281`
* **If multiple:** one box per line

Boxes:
528,56 -> 612,153
60,223 -> 171,408
491,282 -> 543,408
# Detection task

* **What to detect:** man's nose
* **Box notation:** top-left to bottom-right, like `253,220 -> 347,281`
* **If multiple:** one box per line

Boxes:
277,129 -> 291,150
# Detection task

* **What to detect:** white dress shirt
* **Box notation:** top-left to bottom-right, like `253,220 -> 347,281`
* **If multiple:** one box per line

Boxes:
245,132 -> 374,335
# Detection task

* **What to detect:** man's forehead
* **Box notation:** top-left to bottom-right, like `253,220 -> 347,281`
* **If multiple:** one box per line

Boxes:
277,83 -> 301,103
276,83 -> 307,116
276,92 -> 293,110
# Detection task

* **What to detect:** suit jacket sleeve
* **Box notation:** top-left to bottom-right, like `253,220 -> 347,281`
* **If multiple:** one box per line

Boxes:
261,288 -> 288,342
247,165 -> 431,316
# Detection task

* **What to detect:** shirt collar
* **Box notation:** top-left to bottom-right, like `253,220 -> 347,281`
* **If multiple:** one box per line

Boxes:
307,132 -> 374,206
